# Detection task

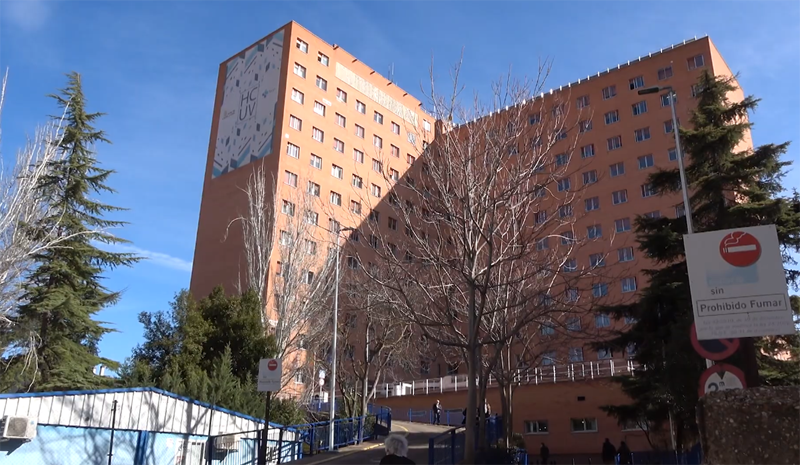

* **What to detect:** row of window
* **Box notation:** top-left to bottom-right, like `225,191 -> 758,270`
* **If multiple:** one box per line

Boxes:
524,417 -> 643,435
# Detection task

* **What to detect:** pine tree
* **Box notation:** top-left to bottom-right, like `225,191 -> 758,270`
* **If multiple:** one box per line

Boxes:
598,70 -> 800,450
2,72 -> 139,391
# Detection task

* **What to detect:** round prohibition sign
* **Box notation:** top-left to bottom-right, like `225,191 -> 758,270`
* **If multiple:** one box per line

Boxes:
267,359 -> 278,371
698,364 -> 746,398
719,231 -> 762,267
690,323 -> 740,361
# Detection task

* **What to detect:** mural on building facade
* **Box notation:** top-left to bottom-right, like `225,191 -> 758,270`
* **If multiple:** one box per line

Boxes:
213,28 -> 285,178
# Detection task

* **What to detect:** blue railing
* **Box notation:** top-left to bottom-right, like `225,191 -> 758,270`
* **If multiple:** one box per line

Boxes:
427,416 -> 504,465
618,448 -> 703,465
291,410 -> 391,456
307,399 -> 391,417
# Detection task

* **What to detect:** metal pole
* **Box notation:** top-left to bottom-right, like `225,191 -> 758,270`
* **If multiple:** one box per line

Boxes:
107,400 -> 117,465
259,392 -> 271,465
668,88 -> 713,370
328,232 -> 341,450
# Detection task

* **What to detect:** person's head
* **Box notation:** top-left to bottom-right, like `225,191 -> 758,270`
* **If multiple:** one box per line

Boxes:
620,441 -> 627,448
541,442 -> 546,447
384,434 -> 409,457
605,438 -> 611,443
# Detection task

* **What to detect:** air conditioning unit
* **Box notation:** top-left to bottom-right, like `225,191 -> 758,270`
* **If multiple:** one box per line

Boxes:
0,416 -> 37,441
213,434 -> 240,451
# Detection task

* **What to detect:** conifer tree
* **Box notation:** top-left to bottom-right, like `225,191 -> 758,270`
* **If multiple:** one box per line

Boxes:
2,72 -> 139,391
598,71 -> 800,450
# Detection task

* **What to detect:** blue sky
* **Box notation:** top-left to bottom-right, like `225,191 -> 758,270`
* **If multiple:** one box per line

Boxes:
1,1 -> 798,364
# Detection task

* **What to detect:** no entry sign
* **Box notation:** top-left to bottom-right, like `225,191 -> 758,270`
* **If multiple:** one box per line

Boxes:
719,231 -> 762,267
690,323 -> 739,361
698,364 -> 746,398
258,358 -> 282,392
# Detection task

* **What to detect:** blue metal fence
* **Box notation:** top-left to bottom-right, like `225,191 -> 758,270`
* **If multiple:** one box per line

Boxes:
291,410 -> 391,456
427,416 -> 504,465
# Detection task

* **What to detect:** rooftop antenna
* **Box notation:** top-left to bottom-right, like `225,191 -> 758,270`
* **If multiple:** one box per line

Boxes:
388,63 -> 395,83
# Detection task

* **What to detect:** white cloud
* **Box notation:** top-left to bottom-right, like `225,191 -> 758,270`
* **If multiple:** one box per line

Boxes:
104,243 -> 193,273
4,0 -> 51,32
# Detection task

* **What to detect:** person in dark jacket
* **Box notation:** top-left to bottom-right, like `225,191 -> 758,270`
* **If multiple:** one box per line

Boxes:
540,442 -> 550,464
617,441 -> 632,465
602,438 -> 617,465
379,433 -> 416,464
432,400 -> 442,425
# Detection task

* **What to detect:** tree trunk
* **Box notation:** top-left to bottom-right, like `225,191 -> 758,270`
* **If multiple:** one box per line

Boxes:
503,383 -> 513,450
464,285 -> 478,464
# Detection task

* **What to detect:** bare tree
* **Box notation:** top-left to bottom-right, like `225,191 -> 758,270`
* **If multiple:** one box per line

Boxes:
0,71 -> 70,330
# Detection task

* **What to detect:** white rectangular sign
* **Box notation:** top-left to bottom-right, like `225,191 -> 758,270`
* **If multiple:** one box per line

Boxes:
257,358 -> 282,392
684,225 -> 795,340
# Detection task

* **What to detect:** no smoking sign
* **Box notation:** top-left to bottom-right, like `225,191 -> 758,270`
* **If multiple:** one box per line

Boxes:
719,231 -> 761,267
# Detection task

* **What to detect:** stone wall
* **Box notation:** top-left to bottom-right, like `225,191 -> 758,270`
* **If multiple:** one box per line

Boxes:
697,386 -> 800,464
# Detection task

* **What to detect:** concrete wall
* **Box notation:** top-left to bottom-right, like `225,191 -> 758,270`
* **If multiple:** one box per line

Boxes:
697,386 -> 800,465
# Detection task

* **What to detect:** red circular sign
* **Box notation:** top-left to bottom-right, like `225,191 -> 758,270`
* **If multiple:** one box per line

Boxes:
690,323 -> 740,361
719,231 -> 761,267
698,364 -> 746,398
267,359 -> 278,371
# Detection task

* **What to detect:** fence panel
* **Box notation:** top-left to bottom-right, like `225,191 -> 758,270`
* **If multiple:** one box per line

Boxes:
206,427 -> 301,465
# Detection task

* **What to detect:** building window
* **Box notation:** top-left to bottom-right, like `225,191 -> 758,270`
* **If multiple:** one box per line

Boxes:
353,149 -> 364,164
390,121 -> 401,135
557,178 -> 571,192
388,217 -> 398,230
618,247 -> 634,262
602,85 -> 617,100
691,84 -> 703,97
592,283 -> 609,298
554,153 -> 569,167
565,288 -> 579,302
307,181 -> 320,197
372,159 -> 382,173
534,211 -> 547,225
310,154 -> 322,169
563,258 -> 577,273
581,144 -> 595,158
350,200 -> 362,215
525,420 -> 549,435
346,256 -> 359,270
569,413 -> 599,433
634,127 -> 651,142
632,101 -> 647,116
576,95 -> 590,109
284,171 -> 298,187
559,205 -> 573,219
312,127 -> 324,143
293,63 -> 306,78
607,136 -> 622,151
669,147 -> 681,161
355,124 -> 365,138
641,183 -> 656,198
314,101 -> 325,116
568,347 -> 584,362
590,253 -> 605,268
596,314 -> 611,328
664,120 -> 675,134
373,135 -> 383,149
612,189 -> 628,205
318,52 -> 329,66
528,113 -> 541,125
352,174 -> 363,189
687,54 -> 705,70
331,164 -> 343,179
661,92 -> 676,107
587,224 -> 602,239
291,88 -> 304,104
389,168 -> 399,181
305,240 -> 317,255
286,142 -> 300,159
407,132 -> 417,145
622,277 -> 638,293
296,39 -> 308,53
289,115 -> 302,131
356,100 -> 366,114
638,154 -> 654,169
336,113 -> 346,127
315,76 -> 328,91
336,88 -> 347,102
609,162 -> 625,177
555,130 -> 568,141
657,65 -> 673,81
585,197 -> 600,212
281,200 -> 295,216
579,120 -> 592,133
333,138 -> 344,153
615,218 -> 631,233
536,238 -> 549,251
374,111 -> 384,124
407,154 -> 416,164
582,170 -> 597,185
604,110 -> 619,125
390,145 -> 400,158
279,231 -> 291,246
597,347 -> 613,360
371,184 -> 381,197
330,191 -> 341,206
305,210 -> 319,226
676,203 -> 686,217
329,218 -> 341,233
629,76 -> 645,90
644,210 -> 661,219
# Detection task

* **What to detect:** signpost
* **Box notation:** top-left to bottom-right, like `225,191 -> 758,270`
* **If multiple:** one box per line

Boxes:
690,323 -> 740,361
257,358 -> 282,465
698,364 -> 747,398
684,225 -> 795,341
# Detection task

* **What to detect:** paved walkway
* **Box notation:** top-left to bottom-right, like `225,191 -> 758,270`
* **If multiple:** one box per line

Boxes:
289,420 -> 451,465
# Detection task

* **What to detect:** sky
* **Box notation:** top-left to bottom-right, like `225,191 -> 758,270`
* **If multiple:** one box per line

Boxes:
1,0 -> 798,365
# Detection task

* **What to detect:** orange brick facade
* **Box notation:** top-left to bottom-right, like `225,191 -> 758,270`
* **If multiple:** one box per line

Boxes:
190,21 -> 745,454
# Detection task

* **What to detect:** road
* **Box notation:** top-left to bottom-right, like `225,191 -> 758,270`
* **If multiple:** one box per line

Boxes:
294,420 -> 451,465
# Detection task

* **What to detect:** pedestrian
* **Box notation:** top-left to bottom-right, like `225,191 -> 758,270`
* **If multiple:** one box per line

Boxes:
462,407 -> 467,425
540,442 -> 550,465
618,441 -> 632,465
432,400 -> 442,425
601,438 -> 617,465
379,433 -> 416,464
484,401 -> 491,416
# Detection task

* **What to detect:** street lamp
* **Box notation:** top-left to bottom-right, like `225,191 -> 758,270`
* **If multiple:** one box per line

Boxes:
328,225 -> 356,451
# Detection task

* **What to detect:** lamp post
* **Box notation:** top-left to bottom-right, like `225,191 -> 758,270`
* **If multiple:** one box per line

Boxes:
328,225 -> 356,451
